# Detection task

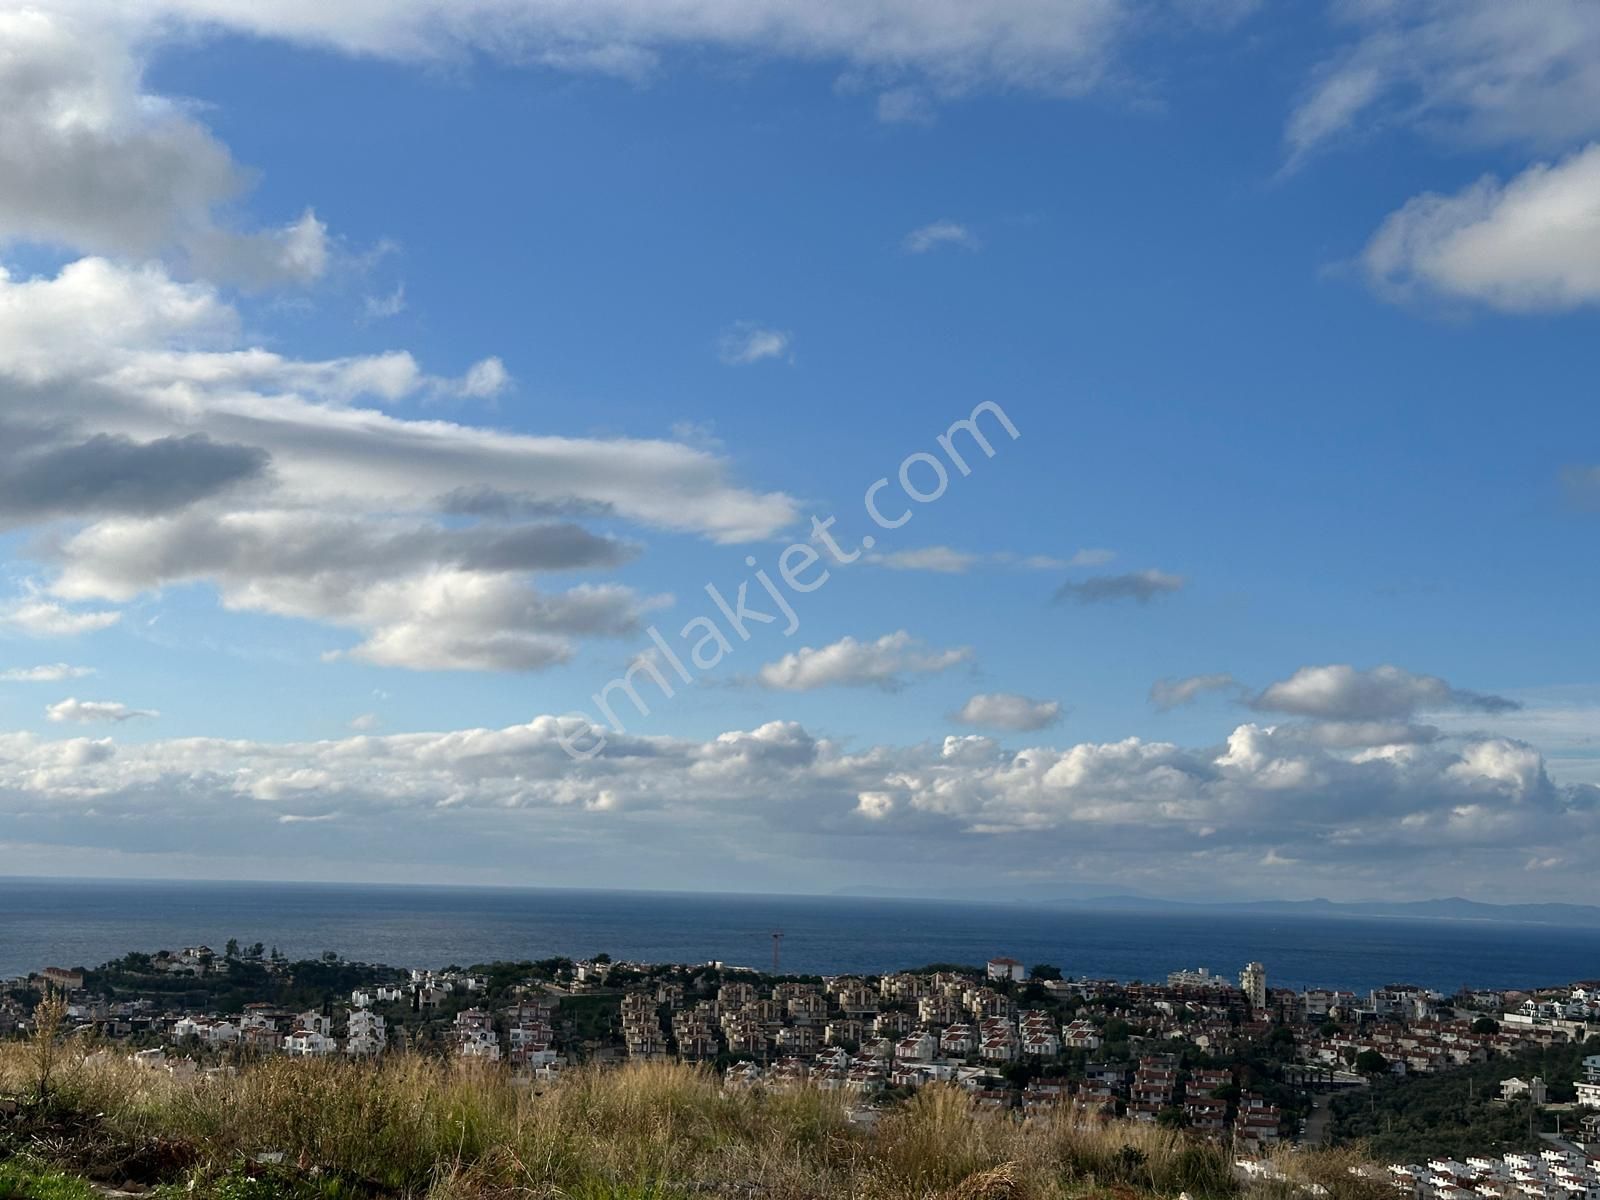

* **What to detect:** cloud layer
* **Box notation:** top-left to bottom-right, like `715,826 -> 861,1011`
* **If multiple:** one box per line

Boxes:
1,699 -> 1593,897
0,256 -> 796,671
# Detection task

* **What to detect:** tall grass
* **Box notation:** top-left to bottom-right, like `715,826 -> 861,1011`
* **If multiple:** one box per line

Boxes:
0,1045 -> 1370,1200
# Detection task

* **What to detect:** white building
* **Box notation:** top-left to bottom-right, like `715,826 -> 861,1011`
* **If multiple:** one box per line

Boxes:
986,957 -> 1025,983
1240,962 -> 1267,1012
1501,1076 -> 1548,1104
345,1009 -> 386,1055
284,1028 -> 338,1056
172,1017 -> 239,1046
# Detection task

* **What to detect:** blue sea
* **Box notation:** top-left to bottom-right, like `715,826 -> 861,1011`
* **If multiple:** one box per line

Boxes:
2,877 -> 1598,994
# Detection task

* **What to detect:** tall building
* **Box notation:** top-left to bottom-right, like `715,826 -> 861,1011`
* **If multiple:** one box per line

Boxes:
1240,961 -> 1267,1012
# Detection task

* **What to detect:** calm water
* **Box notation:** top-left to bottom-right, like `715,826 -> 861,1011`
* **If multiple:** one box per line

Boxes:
2,877 -> 1598,993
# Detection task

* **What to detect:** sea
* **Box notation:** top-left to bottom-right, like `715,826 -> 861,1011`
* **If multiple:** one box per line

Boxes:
2,876 -> 1598,994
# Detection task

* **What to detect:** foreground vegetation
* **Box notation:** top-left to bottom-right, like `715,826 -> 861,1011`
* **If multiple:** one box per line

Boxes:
0,1038 -> 1394,1200
1330,1038 -> 1600,1162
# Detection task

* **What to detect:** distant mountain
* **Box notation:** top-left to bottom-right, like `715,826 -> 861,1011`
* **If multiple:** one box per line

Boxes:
827,886 -> 1600,927
1052,894 -> 1600,928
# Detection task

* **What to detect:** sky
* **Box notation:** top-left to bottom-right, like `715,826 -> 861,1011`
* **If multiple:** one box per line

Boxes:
0,0 -> 1597,902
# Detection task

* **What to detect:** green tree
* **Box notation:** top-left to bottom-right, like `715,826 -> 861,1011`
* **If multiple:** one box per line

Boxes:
1472,1016 -> 1500,1035
1355,1049 -> 1390,1076
1029,964 -> 1063,981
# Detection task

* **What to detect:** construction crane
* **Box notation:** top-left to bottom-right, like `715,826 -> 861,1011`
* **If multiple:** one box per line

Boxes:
771,930 -> 784,974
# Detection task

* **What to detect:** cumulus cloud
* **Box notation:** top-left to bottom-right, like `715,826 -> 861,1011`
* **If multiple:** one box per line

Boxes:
954,692 -> 1062,731
1362,145 -> 1600,311
0,256 -> 795,667
1287,0 -> 1600,161
46,698 -> 157,724
0,706 -> 1592,897
52,511 -> 649,673
1249,664 -> 1519,721
0,664 -> 96,683
1055,569 -> 1184,604
718,322 -> 793,366
0,10 -> 329,281
756,631 -> 972,691
903,220 -> 979,254
1151,673 -> 1241,709
0,258 -> 235,383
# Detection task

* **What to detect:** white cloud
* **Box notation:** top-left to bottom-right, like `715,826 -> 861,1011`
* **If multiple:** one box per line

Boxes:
0,664 -> 97,683
1,599 -> 122,637
903,220 -> 979,254
1287,0 -> 1600,160
954,692 -> 1062,731
52,510 -> 651,673
192,210 -> 333,289
0,701 -> 1592,898
107,1 -> 1135,96
718,322 -> 793,366
1250,664 -> 1518,721
756,631 -> 972,691
872,546 -> 981,574
0,258 -> 235,383
0,10 -> 329,281
0,257 -> 797,669
46,697 -> 157,723
1362,145 -> 1600,311
363,283 -> 407,321
455,356 -> 511,400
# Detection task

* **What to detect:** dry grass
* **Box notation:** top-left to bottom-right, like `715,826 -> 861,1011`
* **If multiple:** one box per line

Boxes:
0,1044 -> 1369,1200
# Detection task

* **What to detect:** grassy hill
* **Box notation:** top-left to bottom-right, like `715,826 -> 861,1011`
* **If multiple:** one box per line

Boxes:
0,1040 -> 1389,1200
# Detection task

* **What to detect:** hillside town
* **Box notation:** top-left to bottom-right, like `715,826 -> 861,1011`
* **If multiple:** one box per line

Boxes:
7,945 -> 1600,1177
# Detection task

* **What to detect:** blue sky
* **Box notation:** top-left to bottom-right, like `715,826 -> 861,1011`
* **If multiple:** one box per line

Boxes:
1,0 -> 1597,900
